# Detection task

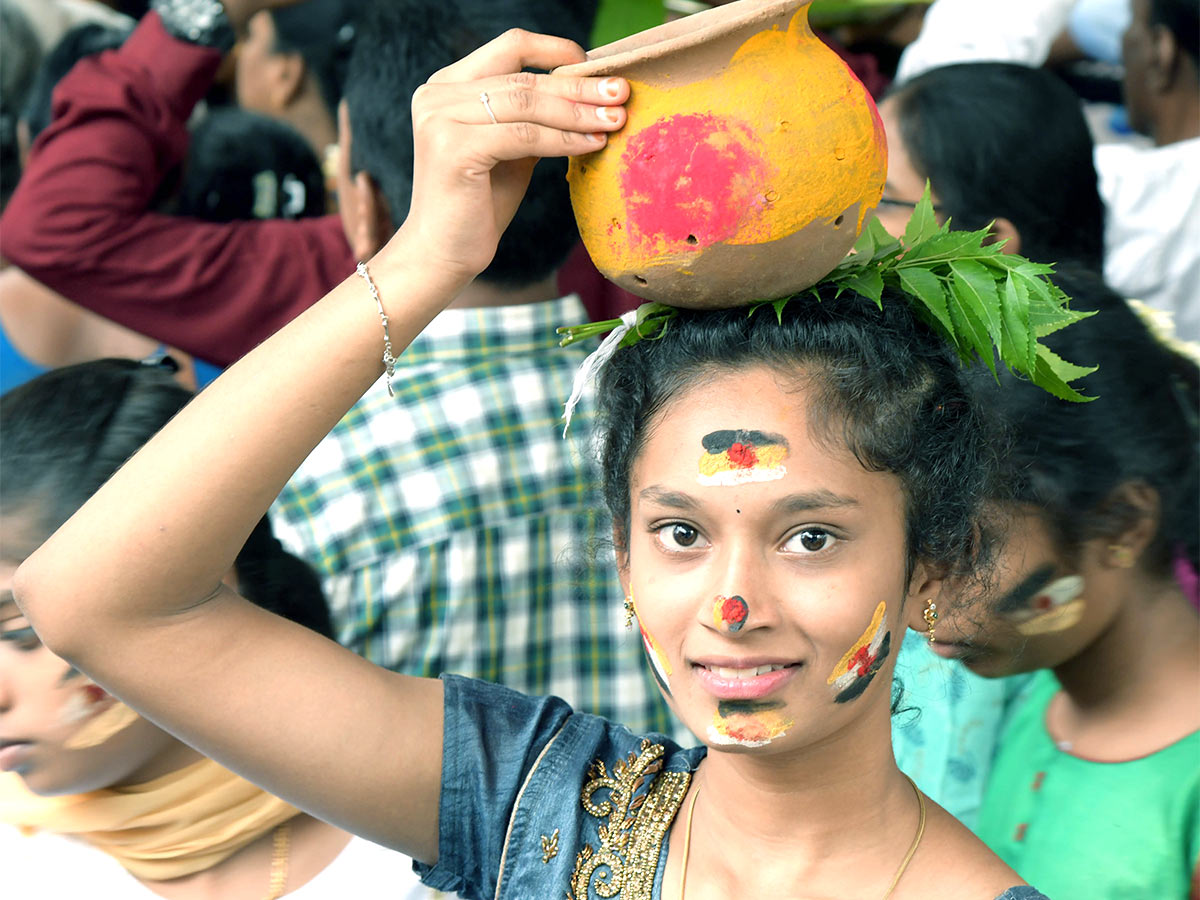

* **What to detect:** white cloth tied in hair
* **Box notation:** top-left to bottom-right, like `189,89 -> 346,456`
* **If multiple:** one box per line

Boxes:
561,309 -> 638,437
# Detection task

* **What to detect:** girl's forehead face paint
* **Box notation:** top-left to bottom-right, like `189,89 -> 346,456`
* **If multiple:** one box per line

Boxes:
697,428 -> 789,486
707,699 -> 793,748
826,601 -> 892,704
711,594 -> 748,633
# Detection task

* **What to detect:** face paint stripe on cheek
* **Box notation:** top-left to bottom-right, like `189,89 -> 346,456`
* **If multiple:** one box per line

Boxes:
827,601 -> 891,704
1014,575 -> 1087,636
632,595 -> 674,697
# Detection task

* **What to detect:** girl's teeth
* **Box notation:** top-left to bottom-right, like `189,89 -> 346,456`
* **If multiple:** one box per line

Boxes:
712,664 -> 785,679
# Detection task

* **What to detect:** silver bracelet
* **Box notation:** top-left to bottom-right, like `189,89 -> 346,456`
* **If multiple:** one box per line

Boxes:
355,262 -> 396,397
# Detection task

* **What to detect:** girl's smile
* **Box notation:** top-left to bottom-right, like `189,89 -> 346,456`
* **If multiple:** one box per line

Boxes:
623,365 -> 935,751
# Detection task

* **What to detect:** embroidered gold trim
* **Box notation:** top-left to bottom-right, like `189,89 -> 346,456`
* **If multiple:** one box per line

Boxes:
542,829 -> 560,863
567,740 -> 692,900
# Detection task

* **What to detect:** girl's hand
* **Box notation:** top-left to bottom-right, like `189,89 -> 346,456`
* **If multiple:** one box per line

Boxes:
388,28 -> 629,289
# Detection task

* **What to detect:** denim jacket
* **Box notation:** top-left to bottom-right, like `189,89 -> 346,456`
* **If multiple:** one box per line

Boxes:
416,676 -> 1049,900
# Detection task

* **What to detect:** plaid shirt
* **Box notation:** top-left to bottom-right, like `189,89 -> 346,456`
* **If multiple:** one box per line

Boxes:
272,295 -> 681,738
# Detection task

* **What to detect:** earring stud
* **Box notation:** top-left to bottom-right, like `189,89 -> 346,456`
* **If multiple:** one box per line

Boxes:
923,599 -> 938,643
1108,544 -> 1135,569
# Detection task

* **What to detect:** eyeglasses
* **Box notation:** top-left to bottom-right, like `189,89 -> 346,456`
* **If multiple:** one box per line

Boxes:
663,0 -> 722,17
878,195 -> 943,212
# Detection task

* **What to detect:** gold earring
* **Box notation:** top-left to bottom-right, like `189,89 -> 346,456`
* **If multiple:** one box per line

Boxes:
1108,544 -> 1135,569
623,596 -> 635,629
922,599 -> 938,644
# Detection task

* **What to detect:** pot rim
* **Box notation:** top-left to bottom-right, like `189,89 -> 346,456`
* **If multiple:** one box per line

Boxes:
555,0 -> 811,78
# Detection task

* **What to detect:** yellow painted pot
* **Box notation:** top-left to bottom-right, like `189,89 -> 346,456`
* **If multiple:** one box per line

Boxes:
558,0 -> 887,307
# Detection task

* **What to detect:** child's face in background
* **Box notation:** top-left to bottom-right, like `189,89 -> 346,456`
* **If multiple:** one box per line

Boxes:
927,506 -> 1122,677
621,365 -> 938,753
0,555 -> 185,796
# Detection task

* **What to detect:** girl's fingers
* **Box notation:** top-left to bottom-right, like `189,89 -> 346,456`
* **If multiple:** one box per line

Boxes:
427,28 -> 587,83
426,120 -> 611,167
426,76 -> 628,134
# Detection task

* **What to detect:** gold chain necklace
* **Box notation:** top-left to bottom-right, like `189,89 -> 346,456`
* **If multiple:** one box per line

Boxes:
261,821 -> 291,900
677,774 -> 926,899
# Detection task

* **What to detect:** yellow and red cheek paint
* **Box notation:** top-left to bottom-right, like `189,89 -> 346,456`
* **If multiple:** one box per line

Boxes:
1012,575 -> 1086,636
826,601 -> 891,704
711,594 -> 749,633
707,700 -> 794,748
632,595 -> 674,697
697,429 -> 788,487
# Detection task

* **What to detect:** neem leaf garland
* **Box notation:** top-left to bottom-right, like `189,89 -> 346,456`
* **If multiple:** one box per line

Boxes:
558,188 -> 1096,401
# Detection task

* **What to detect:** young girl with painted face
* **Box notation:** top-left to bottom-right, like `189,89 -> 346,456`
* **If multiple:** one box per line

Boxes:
930,267 -> 1200,899
9,30 -> 1053,900
0,360 -> 435,898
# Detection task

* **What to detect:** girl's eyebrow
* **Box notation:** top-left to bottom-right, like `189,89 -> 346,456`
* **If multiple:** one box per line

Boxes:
638,487 -> 699,510
638,487 -> 859,513
768,491 -> 859,514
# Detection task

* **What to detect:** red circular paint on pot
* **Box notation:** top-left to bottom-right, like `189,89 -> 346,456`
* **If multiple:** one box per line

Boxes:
619,113 -> 771,252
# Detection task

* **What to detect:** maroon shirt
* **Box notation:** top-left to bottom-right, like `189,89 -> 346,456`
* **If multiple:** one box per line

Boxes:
0,12 -> 355,367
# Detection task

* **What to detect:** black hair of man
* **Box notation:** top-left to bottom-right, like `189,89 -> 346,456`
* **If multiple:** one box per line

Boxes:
887,63 -> 1105,271
270,0 -> 360,117
0,0 -> 41,208
342,0 -> 598,287
180,107 -> 327,221
1149,0 -> 1199,64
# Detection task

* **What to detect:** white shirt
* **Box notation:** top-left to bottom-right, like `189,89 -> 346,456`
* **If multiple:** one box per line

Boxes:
1096,137 -> 1200,340
894,0 -> 1076,84
1,825 -> 444,900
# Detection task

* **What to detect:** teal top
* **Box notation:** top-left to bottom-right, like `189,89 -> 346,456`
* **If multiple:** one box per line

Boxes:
893,630 -> 1033,829
977,670 -> 1200,899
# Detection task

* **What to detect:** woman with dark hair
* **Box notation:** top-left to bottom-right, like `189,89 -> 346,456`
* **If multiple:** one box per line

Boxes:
9,28 -> 1053,899
0,359 -> 431,898
931,267 -> 1200,899
874,62 -> 1106,271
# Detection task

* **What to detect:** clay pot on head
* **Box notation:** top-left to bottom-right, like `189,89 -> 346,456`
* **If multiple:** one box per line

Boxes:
558,0 -> 887,308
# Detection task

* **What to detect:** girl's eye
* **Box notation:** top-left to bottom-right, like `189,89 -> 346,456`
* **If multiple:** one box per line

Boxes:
0,626 -> 42,652
656,523 -> 707,551
784,528 -> 835,553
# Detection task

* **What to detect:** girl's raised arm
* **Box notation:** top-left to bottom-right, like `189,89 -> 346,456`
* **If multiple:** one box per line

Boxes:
12,30 -> 628,862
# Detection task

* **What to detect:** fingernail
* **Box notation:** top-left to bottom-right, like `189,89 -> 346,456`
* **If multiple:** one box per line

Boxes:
598,78 -> 622,99
596,106 -> 620,124
585,132 -> 606,144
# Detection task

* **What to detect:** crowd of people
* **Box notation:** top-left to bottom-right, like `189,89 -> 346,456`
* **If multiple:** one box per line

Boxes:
0,1 -> 1196,898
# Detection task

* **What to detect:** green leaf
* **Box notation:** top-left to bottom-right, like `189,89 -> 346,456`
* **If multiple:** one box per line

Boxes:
947,284 -> 995,373
898,227 -> 992,264
850,215 -> 887,258
949,258 -> 1003,346
1031,345 -> 1097,402
842,268 -> 885,306
898,266 -> 954,339
1000,273 -> 1035,373
772,296 -> 790,323
902,183 -> 940,246
1027,297 -> 1095,338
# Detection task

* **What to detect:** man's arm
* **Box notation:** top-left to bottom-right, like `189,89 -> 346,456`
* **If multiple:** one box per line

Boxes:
0,8 -> 354,366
